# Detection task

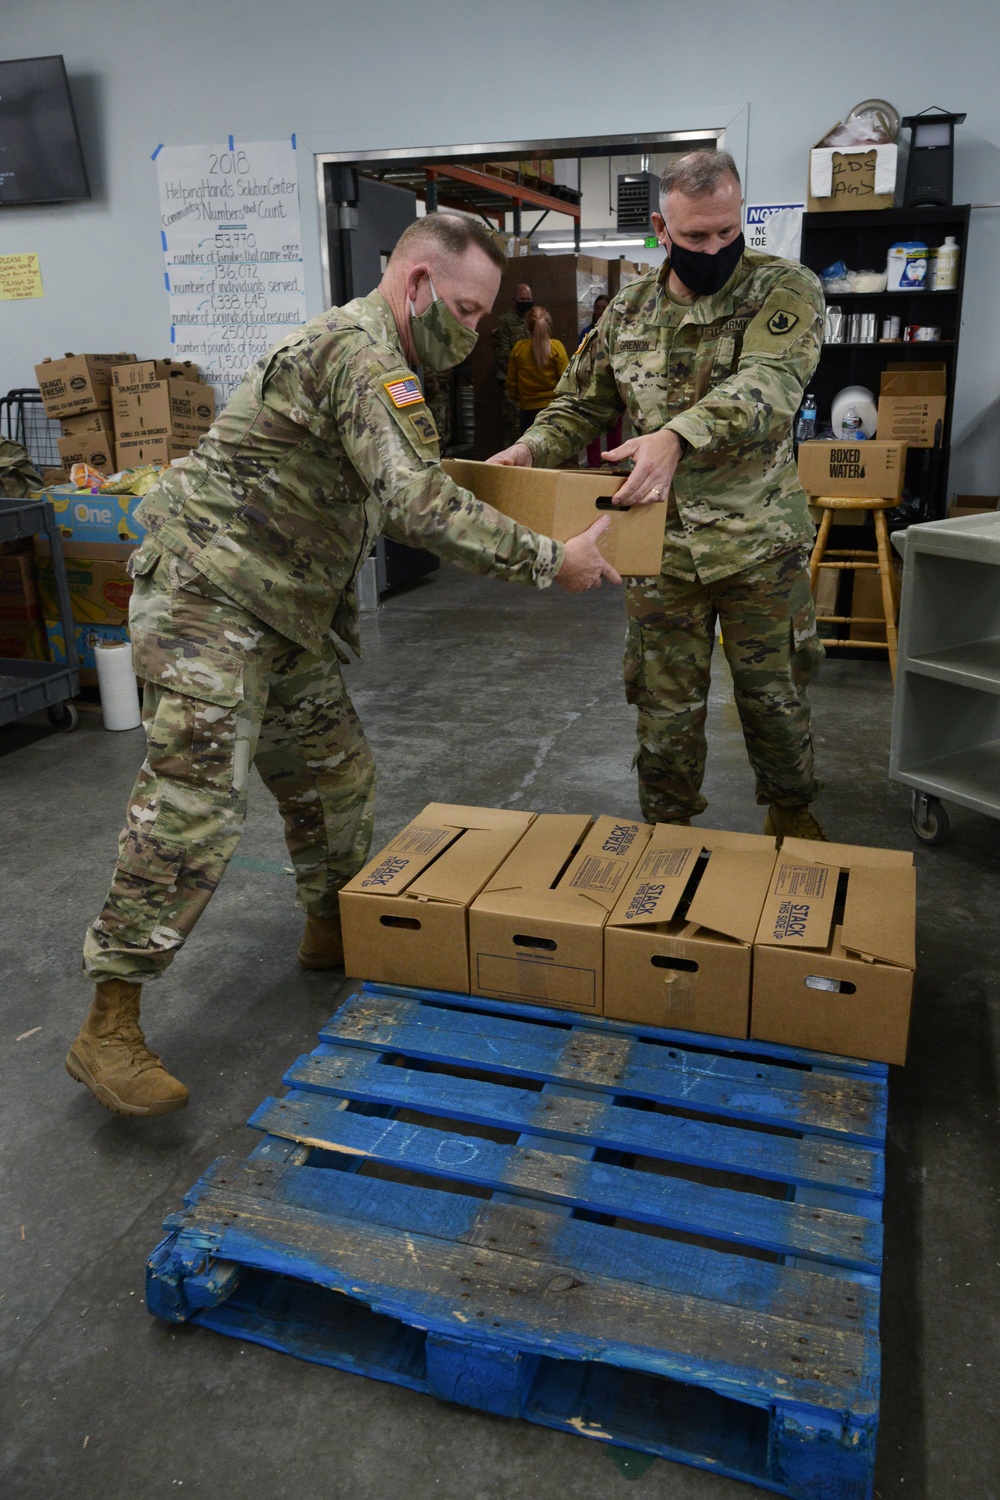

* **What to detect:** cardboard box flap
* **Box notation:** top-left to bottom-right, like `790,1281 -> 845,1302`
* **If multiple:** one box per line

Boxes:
781,837 -> 913,870
473,885 -> 610,927
757,860 -> 837,950
686,848 -> 777,946
347,820 -> 464,896
481,814 -> 592,895
880,363 -> 947,399
409,813 -> 535,904
608,840 -> 700,927
560,816 -> 651,914
841,864 -> 917,969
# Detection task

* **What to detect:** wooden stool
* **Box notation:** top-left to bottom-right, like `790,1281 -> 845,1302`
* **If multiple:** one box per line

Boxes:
808,496 -> 900,681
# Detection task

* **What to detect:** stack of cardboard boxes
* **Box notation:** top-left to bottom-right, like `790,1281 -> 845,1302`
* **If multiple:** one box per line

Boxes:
341,804 -> 917,1066
35,352 -> 138,476
111,360 -> 215,470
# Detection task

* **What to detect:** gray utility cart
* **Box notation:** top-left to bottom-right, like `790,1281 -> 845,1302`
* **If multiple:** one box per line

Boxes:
0,496 -> 80,732
890,509 -> 1000,844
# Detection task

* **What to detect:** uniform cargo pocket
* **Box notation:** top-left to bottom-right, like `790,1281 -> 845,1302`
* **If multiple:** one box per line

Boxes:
791,601 -> 824,686
97,828 -> 185,950
131,631 -> 243,709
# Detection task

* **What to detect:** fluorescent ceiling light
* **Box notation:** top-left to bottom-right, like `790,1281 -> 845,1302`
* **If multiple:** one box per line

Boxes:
537,238 -> 651,250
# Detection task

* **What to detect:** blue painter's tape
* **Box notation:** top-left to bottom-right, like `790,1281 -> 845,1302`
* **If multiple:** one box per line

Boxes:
228,134 -> 235,152
161,231 -> 168,252
151,143 -> 164,160
170,327 -> 176,344
164,273 -> 171,292
291,134 -> 296,149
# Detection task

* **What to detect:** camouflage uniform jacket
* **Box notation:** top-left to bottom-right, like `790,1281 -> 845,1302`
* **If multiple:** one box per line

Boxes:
520,251 -> 823,583
135,291 -> 563,656
493,309 -> 530,384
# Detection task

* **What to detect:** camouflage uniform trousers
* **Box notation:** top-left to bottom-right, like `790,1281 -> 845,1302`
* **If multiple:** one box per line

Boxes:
624,547 -> 824,823
82,551 -> 375,984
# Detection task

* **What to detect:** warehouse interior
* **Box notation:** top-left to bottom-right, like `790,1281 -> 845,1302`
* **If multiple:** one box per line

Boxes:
2,3 -> 1000,1499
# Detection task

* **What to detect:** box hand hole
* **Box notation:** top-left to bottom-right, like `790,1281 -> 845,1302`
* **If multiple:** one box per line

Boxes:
513,934 -> 557,951
379,915 -> 422,931
805,974 -> 857,994
594,497 -> 616,510
651,955 -> 699,972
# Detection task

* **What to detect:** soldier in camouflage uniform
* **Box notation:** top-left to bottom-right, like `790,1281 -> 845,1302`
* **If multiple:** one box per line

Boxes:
493,283 -> 532,446
67,216 -> 619,1117
490,152 -> 827,838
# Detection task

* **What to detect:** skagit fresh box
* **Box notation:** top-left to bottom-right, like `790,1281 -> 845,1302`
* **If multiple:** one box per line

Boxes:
750,837 -> 916,1065
469,813 -> 652,1014
604,827 -> 778,1039
339,804 -> 537,993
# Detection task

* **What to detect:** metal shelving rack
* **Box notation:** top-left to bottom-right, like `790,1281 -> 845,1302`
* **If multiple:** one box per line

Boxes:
0,497 -> 80,731
890,510 -> 1000,843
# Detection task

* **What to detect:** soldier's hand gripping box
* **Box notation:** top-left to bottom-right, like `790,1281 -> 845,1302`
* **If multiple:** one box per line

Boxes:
34,353 -> 137,418
442,458 -> 666,576
750,838 -> 916,1065
469,814 -> 652,1014
339,804 -> 537,994
604,827 -> 779,1038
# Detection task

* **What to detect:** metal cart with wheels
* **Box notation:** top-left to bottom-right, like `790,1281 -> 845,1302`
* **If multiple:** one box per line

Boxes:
889,509 -> 1000,845
0,496 -> 80,731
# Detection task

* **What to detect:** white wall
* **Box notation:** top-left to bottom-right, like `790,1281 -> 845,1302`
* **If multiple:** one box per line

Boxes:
3,0 -> 998,491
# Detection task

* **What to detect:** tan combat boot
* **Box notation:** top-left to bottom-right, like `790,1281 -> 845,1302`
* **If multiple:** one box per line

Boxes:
763,804 -> 829,845
65,979 -> 189,1116
297,913 -> 344,971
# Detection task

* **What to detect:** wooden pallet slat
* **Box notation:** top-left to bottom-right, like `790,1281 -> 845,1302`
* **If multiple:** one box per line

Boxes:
147,983 -> 888,1500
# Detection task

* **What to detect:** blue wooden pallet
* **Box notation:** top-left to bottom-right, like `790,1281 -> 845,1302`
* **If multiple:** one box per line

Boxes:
147,983 -> 888,1499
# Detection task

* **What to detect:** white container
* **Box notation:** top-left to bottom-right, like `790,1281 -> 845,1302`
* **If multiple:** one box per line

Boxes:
94,640 -> 142,731
886,241 -> 928,292
930,236 -> 960,290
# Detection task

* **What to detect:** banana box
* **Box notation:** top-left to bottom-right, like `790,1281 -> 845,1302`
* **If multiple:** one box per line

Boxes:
43,619 -> 129,684
41,485 -> 145,545
34,541 -> 135,627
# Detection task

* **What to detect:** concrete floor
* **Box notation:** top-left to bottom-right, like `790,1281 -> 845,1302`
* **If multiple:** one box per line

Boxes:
2,564 -> 998,1500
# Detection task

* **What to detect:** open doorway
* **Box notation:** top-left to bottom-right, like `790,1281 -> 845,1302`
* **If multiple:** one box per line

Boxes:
317,129 -> 727,461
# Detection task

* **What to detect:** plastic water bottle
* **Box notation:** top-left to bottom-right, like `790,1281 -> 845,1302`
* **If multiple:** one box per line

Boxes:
840,405 -> 865,440
795,393 -> 817,443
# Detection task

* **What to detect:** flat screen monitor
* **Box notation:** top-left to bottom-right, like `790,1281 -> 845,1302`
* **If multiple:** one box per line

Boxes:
0,55 -> 90,205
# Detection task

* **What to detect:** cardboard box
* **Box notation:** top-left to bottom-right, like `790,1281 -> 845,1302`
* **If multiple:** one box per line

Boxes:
112,380 -> 215,441
34,353 -> 137,418
59,410 -> 116,441
34,540 -> 135,627
43,618 -> 129,683
797,441 -> 907,500
339,804 -> 537,993
443,458 -> 666,575
604,827 -> 778,1038
807,131 -> 897,213
470,814 -> 652,1013
750,838 -> 916,1065
0,616 -> 48,661
111,359 -> 202,390
947,494 -> 999,520
56,433 -> 117,474
114,436 -> 197,470
43,487 -> 145,545
0,552 -> 41,620
878,364 -> 947,449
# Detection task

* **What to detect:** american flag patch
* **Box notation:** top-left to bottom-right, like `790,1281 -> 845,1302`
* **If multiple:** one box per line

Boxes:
383,377 -> 423,408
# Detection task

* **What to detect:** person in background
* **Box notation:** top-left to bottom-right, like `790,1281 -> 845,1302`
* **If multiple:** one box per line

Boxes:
493,282 -> 533,446
489,150 -> 827,843
66,215 -> 620,1119
505,306 -> 569,434
578,294 -> 622,468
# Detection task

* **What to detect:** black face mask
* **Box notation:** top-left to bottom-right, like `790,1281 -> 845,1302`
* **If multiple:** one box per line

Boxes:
514,299 -> 533,315
667,232 -> 745,297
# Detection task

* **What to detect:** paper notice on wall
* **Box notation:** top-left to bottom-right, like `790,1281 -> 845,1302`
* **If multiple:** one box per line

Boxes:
155,138 -> 307,406
745,203 -> 804,262
0,252 -> 43,300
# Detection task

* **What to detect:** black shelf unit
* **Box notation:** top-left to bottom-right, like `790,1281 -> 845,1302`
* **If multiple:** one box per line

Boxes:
800,204 -> 971,519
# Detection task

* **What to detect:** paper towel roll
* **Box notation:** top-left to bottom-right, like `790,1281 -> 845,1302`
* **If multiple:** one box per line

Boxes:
94,641 -> 141,731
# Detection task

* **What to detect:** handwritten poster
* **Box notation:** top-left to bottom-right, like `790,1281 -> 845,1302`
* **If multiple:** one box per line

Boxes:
0,252 -> 44,300
155,138 -> 308,404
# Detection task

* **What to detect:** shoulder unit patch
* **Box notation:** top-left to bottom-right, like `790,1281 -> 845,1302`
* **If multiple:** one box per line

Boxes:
767,309 -> 799,336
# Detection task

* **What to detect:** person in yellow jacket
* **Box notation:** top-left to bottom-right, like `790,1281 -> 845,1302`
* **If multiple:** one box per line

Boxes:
505,306 -> 568,433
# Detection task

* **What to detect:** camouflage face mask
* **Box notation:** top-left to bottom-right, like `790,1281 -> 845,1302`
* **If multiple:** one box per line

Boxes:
409,276 -> 479,372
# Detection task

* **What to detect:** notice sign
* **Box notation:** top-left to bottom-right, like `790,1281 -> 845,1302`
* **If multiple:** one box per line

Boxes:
0,252 -> 43,300
154,137 -> 308,405
745,203 -> 804,261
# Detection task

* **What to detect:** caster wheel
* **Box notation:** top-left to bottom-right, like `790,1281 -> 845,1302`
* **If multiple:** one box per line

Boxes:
47,701 -> 79,732
910,792 -> 949,845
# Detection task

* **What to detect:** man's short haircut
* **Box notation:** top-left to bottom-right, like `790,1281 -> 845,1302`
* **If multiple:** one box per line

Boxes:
391,213 -> 506,271
659,150 -> 741,204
